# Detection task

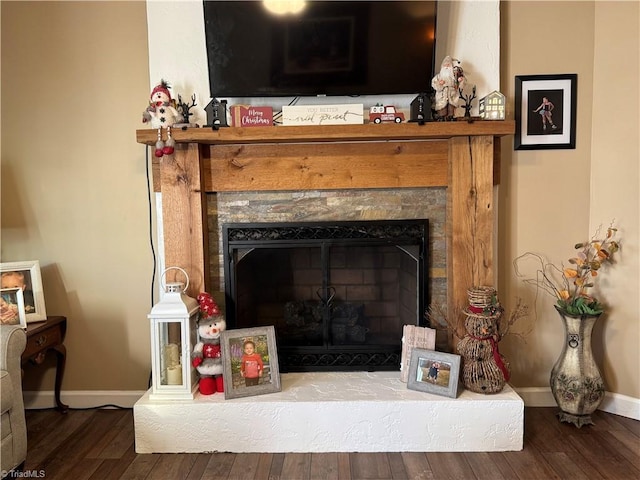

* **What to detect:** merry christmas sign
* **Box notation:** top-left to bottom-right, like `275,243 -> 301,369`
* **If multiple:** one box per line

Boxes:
230,105 -> 273,127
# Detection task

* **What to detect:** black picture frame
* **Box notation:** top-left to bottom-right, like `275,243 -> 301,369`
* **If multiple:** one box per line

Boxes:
514,74 -> 577,150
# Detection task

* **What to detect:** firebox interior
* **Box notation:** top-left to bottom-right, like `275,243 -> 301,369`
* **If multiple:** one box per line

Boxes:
223,220 -> 429,372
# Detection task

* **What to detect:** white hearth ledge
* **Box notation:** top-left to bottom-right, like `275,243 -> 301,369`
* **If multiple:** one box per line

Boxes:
134,372 -> 523,453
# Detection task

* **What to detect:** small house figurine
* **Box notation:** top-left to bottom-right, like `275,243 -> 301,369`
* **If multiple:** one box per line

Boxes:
479,90 -> 506,120
204,98 -> 229,129
409,93 -> 432,124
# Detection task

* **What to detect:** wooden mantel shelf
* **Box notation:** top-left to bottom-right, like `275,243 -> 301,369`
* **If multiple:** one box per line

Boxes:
137,121 -> 514,193
137,120 -> 514,335
137,120 -> 515,146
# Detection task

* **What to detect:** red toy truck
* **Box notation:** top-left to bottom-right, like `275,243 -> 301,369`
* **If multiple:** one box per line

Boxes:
369,105 -> 405,124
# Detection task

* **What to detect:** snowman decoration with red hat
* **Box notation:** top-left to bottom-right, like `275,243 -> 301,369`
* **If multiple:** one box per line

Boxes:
142,80 -> 181,157
191,292 -> 226,395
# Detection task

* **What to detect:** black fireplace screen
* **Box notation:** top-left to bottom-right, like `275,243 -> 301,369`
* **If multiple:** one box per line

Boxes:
223,220 -> 429,372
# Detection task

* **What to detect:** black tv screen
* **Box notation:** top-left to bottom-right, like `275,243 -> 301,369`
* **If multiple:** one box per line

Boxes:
204,1 -> 438,98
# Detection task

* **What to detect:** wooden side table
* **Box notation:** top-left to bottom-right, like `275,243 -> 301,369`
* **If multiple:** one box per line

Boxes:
22,316 -> 68,413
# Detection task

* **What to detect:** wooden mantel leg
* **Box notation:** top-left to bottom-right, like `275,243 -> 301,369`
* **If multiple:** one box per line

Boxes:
159,142 -> 209,298
447,135 -> 495,340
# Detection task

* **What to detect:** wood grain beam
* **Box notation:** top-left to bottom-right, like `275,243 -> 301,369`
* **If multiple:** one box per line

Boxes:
447,135 -> 495,337
137,121 -> 515,146
159,143 -> 209,296
204,140 -> 448,192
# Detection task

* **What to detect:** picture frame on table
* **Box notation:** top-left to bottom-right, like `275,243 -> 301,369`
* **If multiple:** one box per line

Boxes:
514,73 -> 577,150
0,260 -> 47,323
220,326 -> 281,399
407,348 -> 461,398
1,287 -> 27,328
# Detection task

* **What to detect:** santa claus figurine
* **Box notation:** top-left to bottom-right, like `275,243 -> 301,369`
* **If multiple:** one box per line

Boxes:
142,80 -> 181,157
431,56 -> 466,120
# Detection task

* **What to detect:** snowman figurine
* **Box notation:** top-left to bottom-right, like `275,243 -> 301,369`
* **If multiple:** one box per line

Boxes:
142,80 -> 181,157
456,286 -> 510,394
191,292 -> 226,395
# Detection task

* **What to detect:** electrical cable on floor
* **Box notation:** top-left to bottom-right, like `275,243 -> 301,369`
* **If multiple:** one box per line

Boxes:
66,404 -> 131,410
26,404 -> 131,412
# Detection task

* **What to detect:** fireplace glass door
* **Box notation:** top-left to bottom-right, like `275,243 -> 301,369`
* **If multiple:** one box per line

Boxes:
223,220 -> 428,372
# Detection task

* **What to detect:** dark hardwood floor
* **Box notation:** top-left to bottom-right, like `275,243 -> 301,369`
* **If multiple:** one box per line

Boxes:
15,407 -> 639,480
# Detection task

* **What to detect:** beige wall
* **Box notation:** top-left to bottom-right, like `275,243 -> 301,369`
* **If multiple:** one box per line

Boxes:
1,1 -> 152,392
590,1 -> 639,398
499,1 -> 639,399
1,1 -> 638,403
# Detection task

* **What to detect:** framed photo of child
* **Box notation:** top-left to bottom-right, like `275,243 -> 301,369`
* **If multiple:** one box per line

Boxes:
220,326 -> 281,399
1,287 -> 27,328
0,260 -> 47,323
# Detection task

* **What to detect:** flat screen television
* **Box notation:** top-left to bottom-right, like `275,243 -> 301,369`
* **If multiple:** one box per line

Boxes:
204,1 -> 437,98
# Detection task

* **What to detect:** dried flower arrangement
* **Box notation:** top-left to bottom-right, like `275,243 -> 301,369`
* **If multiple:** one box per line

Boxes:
514,224 -> 620,316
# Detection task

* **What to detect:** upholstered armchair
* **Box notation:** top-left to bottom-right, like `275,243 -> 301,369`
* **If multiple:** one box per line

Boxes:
1,325 -> 27,476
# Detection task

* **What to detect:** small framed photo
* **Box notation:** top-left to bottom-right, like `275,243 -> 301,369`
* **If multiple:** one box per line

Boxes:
407,348 -> 461,398
514,74 -> 577,150
1,287 -> 27,328
0,260 -> 47,323
221,326 -> 281,399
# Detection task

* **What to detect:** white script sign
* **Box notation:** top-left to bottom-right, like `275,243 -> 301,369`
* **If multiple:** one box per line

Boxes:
282,104 -> 364,126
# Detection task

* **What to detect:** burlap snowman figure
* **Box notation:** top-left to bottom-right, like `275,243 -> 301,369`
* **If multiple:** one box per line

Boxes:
456,286 -> 510,394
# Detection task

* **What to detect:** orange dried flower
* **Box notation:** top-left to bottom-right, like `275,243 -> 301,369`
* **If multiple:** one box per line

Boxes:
563,268 -> 578,278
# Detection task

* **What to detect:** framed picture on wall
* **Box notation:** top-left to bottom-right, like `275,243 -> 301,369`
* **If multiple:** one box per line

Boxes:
221,326 -> 281,399
514,74 -> 577,150
0,260 -> 47,323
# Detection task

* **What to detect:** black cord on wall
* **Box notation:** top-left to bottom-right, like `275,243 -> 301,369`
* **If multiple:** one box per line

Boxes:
145,145 -> 157,390
145,145 -> 157,310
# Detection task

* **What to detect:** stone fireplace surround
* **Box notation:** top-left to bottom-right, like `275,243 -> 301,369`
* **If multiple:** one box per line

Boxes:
134,121 -> 524,453
211,188 -> 447,308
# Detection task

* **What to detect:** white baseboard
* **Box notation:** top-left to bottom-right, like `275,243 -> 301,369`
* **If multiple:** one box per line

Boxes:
25,388 -> 640,421
23,390 -> 146,410
514,387 -> 640,421
600,392 -> 640,420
